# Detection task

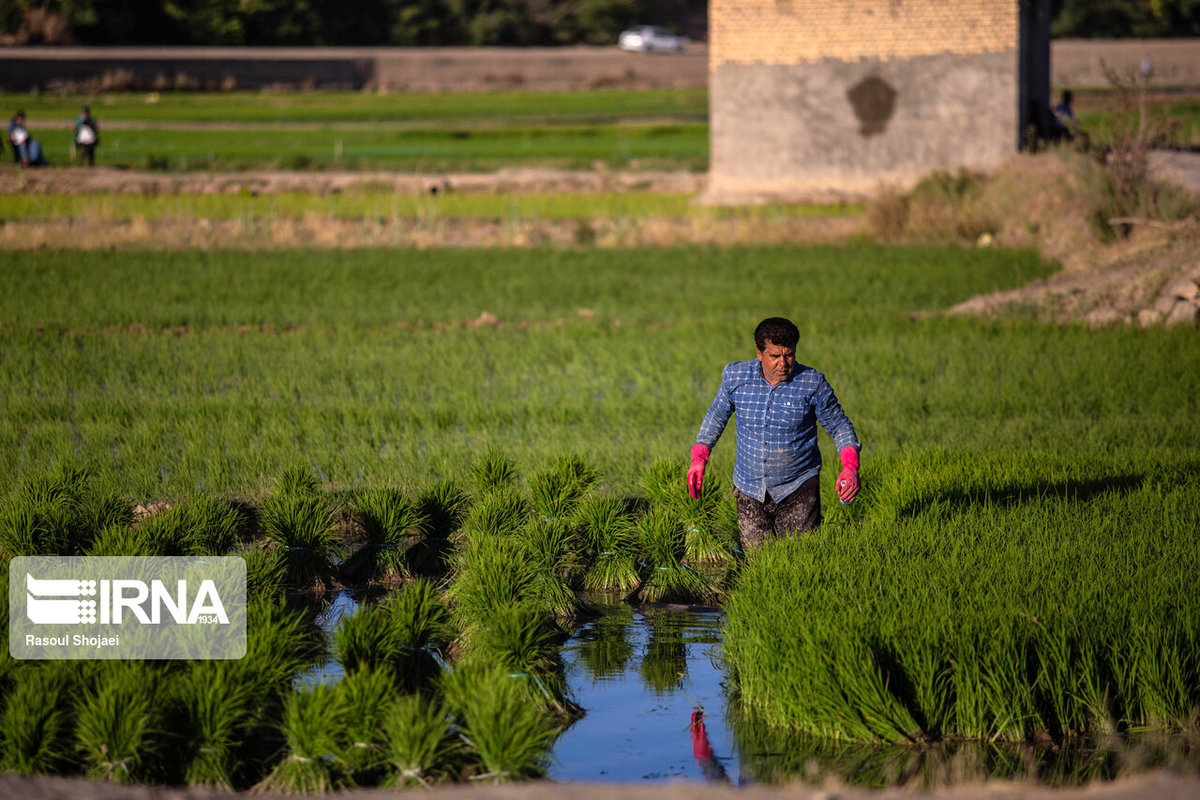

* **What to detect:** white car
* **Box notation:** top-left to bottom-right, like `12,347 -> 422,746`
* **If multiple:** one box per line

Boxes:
618,26 -> 686,54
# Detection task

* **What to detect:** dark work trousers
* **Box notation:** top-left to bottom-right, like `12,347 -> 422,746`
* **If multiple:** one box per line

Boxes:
733,474 -> 821,553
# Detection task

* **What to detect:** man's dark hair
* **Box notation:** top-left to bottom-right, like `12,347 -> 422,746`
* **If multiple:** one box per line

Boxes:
1061,89 -> 1073,106
754,317 -> 799,351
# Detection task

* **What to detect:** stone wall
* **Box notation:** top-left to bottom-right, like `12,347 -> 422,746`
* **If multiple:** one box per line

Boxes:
708,0 -> 1021,200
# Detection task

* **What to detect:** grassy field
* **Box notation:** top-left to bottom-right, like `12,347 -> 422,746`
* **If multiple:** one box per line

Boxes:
0,244 -> 1072,499
1,89 -> 708,172
0,192 -> 861,223
3,86 -> 1194,173
1,241 -> 1198,758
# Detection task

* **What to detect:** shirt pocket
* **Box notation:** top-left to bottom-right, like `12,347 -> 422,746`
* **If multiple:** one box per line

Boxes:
768,397 -> 811,429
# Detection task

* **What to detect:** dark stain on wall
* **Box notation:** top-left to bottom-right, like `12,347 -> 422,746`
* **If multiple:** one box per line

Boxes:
846,76 -> 897,136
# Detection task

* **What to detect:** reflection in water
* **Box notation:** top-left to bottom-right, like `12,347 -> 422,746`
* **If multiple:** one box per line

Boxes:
574,603 -> 635,679
639,611 -> 689,696
304,596 -> 1200,787
730,704 -> 1200,789
555,602 -> 1200,787
552,604 -> 732,782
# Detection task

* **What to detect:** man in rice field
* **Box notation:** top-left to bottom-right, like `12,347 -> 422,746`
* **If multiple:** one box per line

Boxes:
687,317 -> 860,552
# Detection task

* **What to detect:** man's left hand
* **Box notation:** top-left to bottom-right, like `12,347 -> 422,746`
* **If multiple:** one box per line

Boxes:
837,446 -> 860,504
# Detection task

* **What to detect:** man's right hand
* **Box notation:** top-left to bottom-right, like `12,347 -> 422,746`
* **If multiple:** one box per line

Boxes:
688,444 -> 711,498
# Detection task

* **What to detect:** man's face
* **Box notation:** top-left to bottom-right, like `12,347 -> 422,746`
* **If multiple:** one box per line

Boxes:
756,340 -> 795,384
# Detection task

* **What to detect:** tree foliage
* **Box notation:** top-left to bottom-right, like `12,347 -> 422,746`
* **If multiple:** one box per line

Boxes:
1052,0 -> 1200,37
1,0 -> 704,45
5,0 -> 1196,45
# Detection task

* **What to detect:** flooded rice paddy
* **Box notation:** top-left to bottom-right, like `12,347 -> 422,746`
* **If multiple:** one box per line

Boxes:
306,589 -> 1200,789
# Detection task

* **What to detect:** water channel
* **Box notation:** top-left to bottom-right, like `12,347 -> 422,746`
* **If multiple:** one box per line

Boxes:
305,589 -> 1200,789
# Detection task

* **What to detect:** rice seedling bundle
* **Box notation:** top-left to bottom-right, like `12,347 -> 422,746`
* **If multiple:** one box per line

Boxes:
456,487 -> 529,543
255,684 -> 350,793
338,666 -> 396,777
334,604 -> 398,676
527,454 -> 598,521
342,487 -> 429,583
572,495 -> 640,592
242,546 -> 287,601
86,522 -> 156,557
178,662 -> 254,789
74,663 -> 161,783
410,480 -> 470,574
634,506 -> 718,604
381,694 -> 458,788
519,518 -> 584,619
440,665 -> 557,782
447,533 -> 538,628
260,491 -> 340,590
472,447 -> 518,494
724,467 -> 1200,744
0,665 -> 75,775
0,465 -> 127,557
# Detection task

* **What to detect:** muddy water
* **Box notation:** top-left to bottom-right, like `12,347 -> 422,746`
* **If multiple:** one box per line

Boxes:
303,590 -> 1200,788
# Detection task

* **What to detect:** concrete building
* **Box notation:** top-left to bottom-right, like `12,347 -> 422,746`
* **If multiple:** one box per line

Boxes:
707,0 -> 1053,200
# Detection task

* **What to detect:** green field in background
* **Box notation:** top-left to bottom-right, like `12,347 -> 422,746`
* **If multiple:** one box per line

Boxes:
0,191 -> 861,221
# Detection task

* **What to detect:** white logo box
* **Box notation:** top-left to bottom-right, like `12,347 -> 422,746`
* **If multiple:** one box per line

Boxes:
10,556 -> 246,660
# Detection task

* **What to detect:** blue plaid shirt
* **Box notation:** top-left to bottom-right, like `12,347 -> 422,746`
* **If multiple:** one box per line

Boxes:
696,359 -> 860,503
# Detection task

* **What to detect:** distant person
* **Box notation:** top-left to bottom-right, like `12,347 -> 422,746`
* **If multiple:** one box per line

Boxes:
1051,90 -> 1087,149
75,105 -> 99,166
8,110 -> 46,167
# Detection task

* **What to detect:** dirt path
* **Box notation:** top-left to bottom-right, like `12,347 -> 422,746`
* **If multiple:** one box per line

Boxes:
3,770 -> 1200,800
2,166 -> 707,196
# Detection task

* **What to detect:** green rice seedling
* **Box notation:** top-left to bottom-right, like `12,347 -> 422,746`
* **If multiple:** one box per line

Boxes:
0,665 -> 74,775
334,604 -> 397,676
179,494 -> 244,555
446,534 -> 537,629
261,491 -> 340,589
527,454 -> 598,521
275,464 -> 323,497
85,522 -> 156,556
416,480 -> 470,540
0,472 -> 96,557
463,603 -> 577,718
342,487 -> 429,584
472,447 -> 517,494
381,693 -> 458,788
238,597 -> 328,711
242,546 -> 287,601
466,603 -> 560,677
456,487 -> 529,543
338,666 -> 396,778
573,495 -> 641,592
134,505 -> 202,556
74,663 -> 161,783
634,507 -> 718,604
255,684 -> 350,793
410,480 -> 470,574
639,458 -> 685,511
81,491 -> 136,537
178,662 -> 254,789
520,518 -> 584,619
384,579 -> 454,692
386,578 -> 454,653
440,665 -> 557,783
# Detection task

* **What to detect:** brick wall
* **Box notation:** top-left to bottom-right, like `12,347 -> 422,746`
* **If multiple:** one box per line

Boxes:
711,0 -> 1017,66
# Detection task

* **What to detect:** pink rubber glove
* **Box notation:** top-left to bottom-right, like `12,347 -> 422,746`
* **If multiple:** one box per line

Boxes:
837,446 -> 860,504
687,444 -> 710,498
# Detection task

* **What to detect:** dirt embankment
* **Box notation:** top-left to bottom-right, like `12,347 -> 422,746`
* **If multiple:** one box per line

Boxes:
4,768 -> 1200,800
